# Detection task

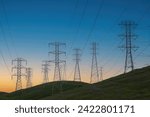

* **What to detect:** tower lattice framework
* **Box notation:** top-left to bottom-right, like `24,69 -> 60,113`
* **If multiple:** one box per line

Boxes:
12,58 -> 27,91
73,48 -> 81,81
90,42 -> 99,83
26,67 -> 32,88
42,60 -> 50,83
119,21 -> 137,73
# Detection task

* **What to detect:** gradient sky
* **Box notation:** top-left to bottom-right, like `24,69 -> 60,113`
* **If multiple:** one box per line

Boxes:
0,0 -> 150,92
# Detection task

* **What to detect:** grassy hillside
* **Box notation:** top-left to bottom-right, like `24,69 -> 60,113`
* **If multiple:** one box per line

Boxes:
0,92 -> 8,100
41,66 -> 150,100
0,81 -> 88,100
0,66 -> 150,100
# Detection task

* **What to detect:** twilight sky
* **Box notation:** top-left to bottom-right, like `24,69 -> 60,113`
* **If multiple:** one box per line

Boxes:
0,0 -> 150,92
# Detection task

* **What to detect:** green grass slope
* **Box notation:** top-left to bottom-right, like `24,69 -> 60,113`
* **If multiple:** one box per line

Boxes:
0,66 -> 150,100
42,66 -> 150,100
0,92 -> 8,100
1,81 -> 88,100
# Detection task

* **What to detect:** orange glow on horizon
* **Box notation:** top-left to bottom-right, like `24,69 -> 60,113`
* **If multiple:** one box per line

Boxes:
0,64 -> 121,93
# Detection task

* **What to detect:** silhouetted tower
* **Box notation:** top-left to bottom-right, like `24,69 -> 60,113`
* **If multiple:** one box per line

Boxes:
90,42 -> 99,83
99,67 -> 103,81
119,21 -> 137,73
26,67 -> 32,88
11,58 -> 27,91
49,42 -> 66,81
42,60 -> 50,83
73,48 -> 81,81
60,62 -> 66,81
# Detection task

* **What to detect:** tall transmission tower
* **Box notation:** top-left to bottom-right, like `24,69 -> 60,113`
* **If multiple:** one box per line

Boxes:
42,60 -> 50,83
26,67 -> 32,88
73,48 -> 81,81
99,67 -> 103,81
11,58 -> 27,91
49,42 -> 66,81
49,42 -> 66,95
119,21 -> 138,73
90,42 -> 99,83
60,62 -> 66,81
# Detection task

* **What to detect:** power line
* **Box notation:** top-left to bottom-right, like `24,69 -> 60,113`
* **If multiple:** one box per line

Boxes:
101,39 -> 123,67
134,43 -> 150,60
90,42 -> 99,83
100,8 -> 127,66
83,2 -> 127,71
0,49 -> 11,75
73,48 -> 81,81
119,21 -> 138,73
11,58 -> 27,91
26,67 -> 32,88
67,0 -> 104,80
0,21 -> 13,59
96,1 -> 147,77
42,60 -> 50,83
0,0 -> 18,57
99,67 -> 103,81
66,0 -> 79,73
137,4 -> 150,23
60,61 -> 66,81
88,7 -> 127,80
48,42 -> 66,81
49,42 -> 66,95
69,0 -> 89,49
95,0 -> 149,77
68,0 -> 79,26
82,0 -> 104,51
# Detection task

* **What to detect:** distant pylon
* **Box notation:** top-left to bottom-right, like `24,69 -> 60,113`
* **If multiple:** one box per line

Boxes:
119,21 -> 138,73
60,62 -> 66,81
90,42 -> 99,83
42,60 -> 50,83
26,67 -> 32,88
73,48 -> 81,81
49,42 -> 66,81
11,58 -> 27,91
99,67 -> 103,81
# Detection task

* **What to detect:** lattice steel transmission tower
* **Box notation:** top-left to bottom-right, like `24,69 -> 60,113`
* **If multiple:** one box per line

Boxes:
119,21 -> 137,73
73,48 -> 81,81
42,60 -> 50,83
100,67 -> 103,81
49,42 -> 66,81
60,62 -> 66,81
11,58 -> 27,91
26,67 -> 32,88
90,42 -> 99,83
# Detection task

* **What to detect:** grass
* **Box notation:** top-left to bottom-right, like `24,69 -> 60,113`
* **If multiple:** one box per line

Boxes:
0,66 -> 150,100
1,81 -> 88,100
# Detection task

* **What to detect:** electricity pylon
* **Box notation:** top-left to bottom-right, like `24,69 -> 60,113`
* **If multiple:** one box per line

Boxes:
90,42 -> 99,83
119,21 -> 138,73
11,58 -> 27,91
42,60 -> 50,83
99,67 -> 103,81
60,62 -> 66,81
49,42 -> 66,81
26,67 -> 32,88
49,42 -> 66,95
73,48 -> 81,81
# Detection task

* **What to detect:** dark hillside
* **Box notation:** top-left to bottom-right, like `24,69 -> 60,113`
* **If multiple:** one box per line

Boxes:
1,66 -> 150,100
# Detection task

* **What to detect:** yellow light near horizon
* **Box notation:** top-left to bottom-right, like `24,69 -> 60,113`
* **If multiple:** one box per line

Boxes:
0,76 -> 14,92
0,64 -> 122,93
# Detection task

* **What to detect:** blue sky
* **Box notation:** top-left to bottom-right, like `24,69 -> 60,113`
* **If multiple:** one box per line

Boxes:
0,0 -> 150,91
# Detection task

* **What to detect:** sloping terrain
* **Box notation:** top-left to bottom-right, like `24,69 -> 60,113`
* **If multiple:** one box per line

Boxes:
42,66 -> 150,100
0,81 -> 89,100
0,92 -> 8,100
0,66 -> 150,100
